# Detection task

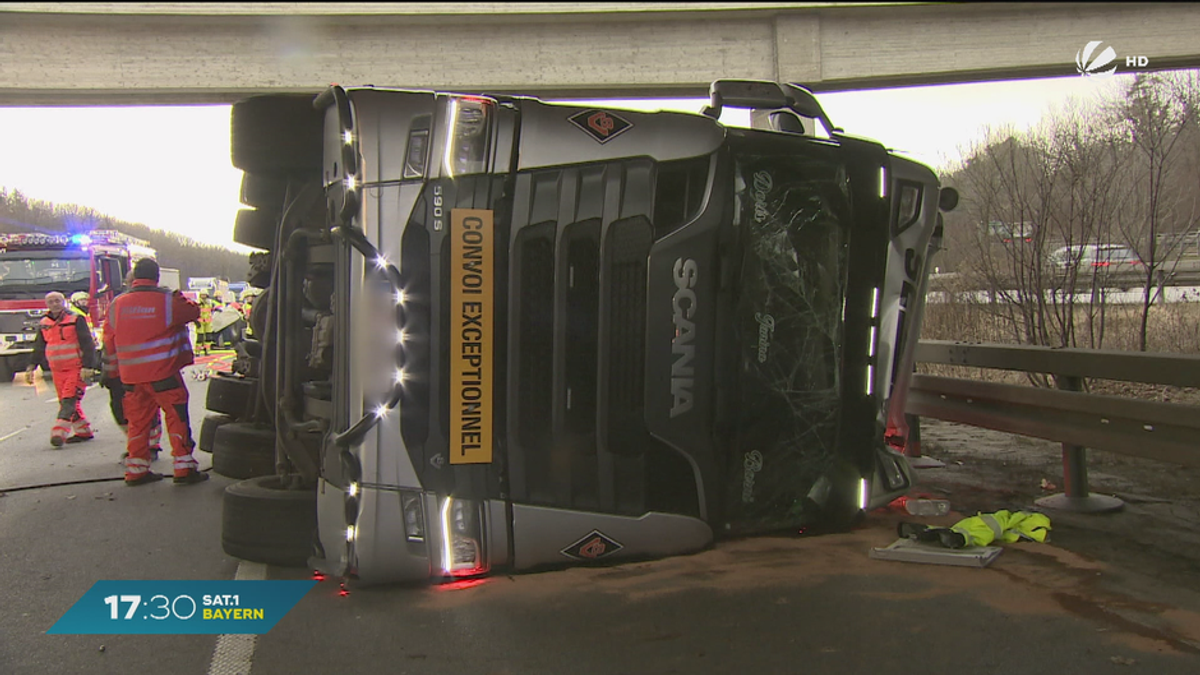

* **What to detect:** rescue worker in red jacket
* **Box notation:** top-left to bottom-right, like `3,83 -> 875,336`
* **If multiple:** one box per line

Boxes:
25,291 -> 99,446
102,259 -> 208,486
103,269 -> 164,462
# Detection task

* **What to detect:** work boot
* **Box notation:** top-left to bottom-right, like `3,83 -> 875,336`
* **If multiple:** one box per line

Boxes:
50,436 -> 65,448
174,469 -> 210,485
65,434 -> 95,444
125,472 -> 164,487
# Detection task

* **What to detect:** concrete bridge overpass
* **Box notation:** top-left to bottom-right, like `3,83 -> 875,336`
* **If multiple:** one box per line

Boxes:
1,2 -> 1199,105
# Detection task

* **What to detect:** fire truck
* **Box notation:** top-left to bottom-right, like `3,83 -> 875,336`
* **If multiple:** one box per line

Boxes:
0,230 -> 157,382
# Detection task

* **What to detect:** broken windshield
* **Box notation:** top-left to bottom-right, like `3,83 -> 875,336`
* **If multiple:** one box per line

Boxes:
725,135 -> 854,530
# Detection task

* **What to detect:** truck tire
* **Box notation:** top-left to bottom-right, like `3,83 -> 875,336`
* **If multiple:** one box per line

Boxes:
205,372 -> 255,419
248,252 -> 272,289
231,94 -> 324,174
240,173 -> 288,211
222,475 -> 317,568
0,357 -> 12,384
198,413 -> 234,454
234,208 -> 279,251
212,422 -> 277,479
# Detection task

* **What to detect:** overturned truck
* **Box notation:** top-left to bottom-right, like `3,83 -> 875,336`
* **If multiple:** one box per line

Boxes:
203,80 -> 958,585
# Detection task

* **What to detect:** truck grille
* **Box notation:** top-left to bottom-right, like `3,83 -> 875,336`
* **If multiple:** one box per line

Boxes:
0,312 -> 34,334
514,222 -> 555,502
507,158 -> 706,517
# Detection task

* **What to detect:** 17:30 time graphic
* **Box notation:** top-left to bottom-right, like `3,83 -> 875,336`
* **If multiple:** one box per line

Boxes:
103,594 -> 208,621
50,581 -> 312,634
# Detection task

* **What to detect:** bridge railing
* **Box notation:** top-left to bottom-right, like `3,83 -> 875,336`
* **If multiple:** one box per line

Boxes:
906,340 -> 1200,512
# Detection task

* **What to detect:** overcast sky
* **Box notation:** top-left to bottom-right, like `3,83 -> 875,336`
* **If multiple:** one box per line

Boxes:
0,73 -> 1135,253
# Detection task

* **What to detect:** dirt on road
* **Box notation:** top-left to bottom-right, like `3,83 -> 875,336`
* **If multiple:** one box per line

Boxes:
911,418 -> 1200,606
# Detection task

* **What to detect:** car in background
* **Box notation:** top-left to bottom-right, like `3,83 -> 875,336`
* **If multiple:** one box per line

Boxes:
1050,244 -> 1143,270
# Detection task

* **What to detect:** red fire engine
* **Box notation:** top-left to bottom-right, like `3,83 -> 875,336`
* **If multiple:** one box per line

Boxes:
0,231 -> 157,382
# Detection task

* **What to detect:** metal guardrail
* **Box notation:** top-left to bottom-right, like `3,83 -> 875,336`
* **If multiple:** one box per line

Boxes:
907,340 -> 1200,512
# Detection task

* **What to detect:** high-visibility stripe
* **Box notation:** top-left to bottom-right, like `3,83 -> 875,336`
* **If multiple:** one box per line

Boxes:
174,457 -> 199,470
125,464 -> 149,476
126,457 -> 152,468
980,514 -> 1004,540
120,344 -> 190,366
116,335 -> 178,355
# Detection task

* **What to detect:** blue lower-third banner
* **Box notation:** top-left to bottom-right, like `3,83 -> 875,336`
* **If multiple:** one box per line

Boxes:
48,580 -> 317,634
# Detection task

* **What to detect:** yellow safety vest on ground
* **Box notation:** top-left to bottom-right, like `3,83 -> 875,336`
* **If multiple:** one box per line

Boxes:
951,510 -> 1052,548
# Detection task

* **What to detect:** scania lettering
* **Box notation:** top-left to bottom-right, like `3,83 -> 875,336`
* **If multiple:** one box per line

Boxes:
670,257 -> 698,418
213,80 -> 957,586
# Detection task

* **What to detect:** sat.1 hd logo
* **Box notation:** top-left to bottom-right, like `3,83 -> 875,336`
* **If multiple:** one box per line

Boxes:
1075,40 -> 1150,78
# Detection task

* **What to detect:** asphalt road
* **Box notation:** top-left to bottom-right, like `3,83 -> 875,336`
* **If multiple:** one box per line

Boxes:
3,373 -> 1200,674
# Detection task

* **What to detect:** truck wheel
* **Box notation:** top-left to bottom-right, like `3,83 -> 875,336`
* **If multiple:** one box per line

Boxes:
231,94 -> 324,174
240,173 -> 288,211
198,413 -> 235,454
234,208 -> 279,251
205,372 -> 255,419
248,252 -> 272,289
222,475 -> 316,568
212,422 -> 277,479
0,358 -> 11,384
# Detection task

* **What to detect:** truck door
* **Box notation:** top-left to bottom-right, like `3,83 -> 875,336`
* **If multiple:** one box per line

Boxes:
94,256 -> 125,326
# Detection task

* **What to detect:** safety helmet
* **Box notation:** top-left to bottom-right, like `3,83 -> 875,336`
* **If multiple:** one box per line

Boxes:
70,291 -> 89,306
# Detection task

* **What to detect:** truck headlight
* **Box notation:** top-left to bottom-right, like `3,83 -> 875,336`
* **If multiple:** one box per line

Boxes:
401,492 -> 425,543
442,96 -> 493,178
439,497 -> 488,577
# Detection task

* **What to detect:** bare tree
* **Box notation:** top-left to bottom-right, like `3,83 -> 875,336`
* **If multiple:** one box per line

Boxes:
1110,72 -> 1200,351
949,104 -> 1128,356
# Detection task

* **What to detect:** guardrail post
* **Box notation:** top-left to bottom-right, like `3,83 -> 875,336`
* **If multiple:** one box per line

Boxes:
1034,376 -> 1124,514
904,413 -> 944,468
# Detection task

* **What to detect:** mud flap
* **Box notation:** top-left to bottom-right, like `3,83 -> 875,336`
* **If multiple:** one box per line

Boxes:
868,445 -> 914,511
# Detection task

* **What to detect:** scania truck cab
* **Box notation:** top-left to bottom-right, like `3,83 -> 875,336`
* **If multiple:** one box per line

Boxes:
214,80 -> 956,585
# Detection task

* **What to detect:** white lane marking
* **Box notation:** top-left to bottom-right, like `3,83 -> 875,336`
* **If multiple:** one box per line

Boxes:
0,429 -> 24,444
207,561 -> 268,675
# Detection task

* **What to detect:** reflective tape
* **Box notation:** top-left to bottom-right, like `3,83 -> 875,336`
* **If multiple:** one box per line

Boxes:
980,514 -> 1004,540
120,344 -> 189,366
115,335 -> 178,355
174,456 -> 199,471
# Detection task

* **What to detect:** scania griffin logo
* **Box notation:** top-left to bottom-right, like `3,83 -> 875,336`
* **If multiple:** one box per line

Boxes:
567,109 -> 633,144
670,258 -> 698,418
561,530 -> 624,560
